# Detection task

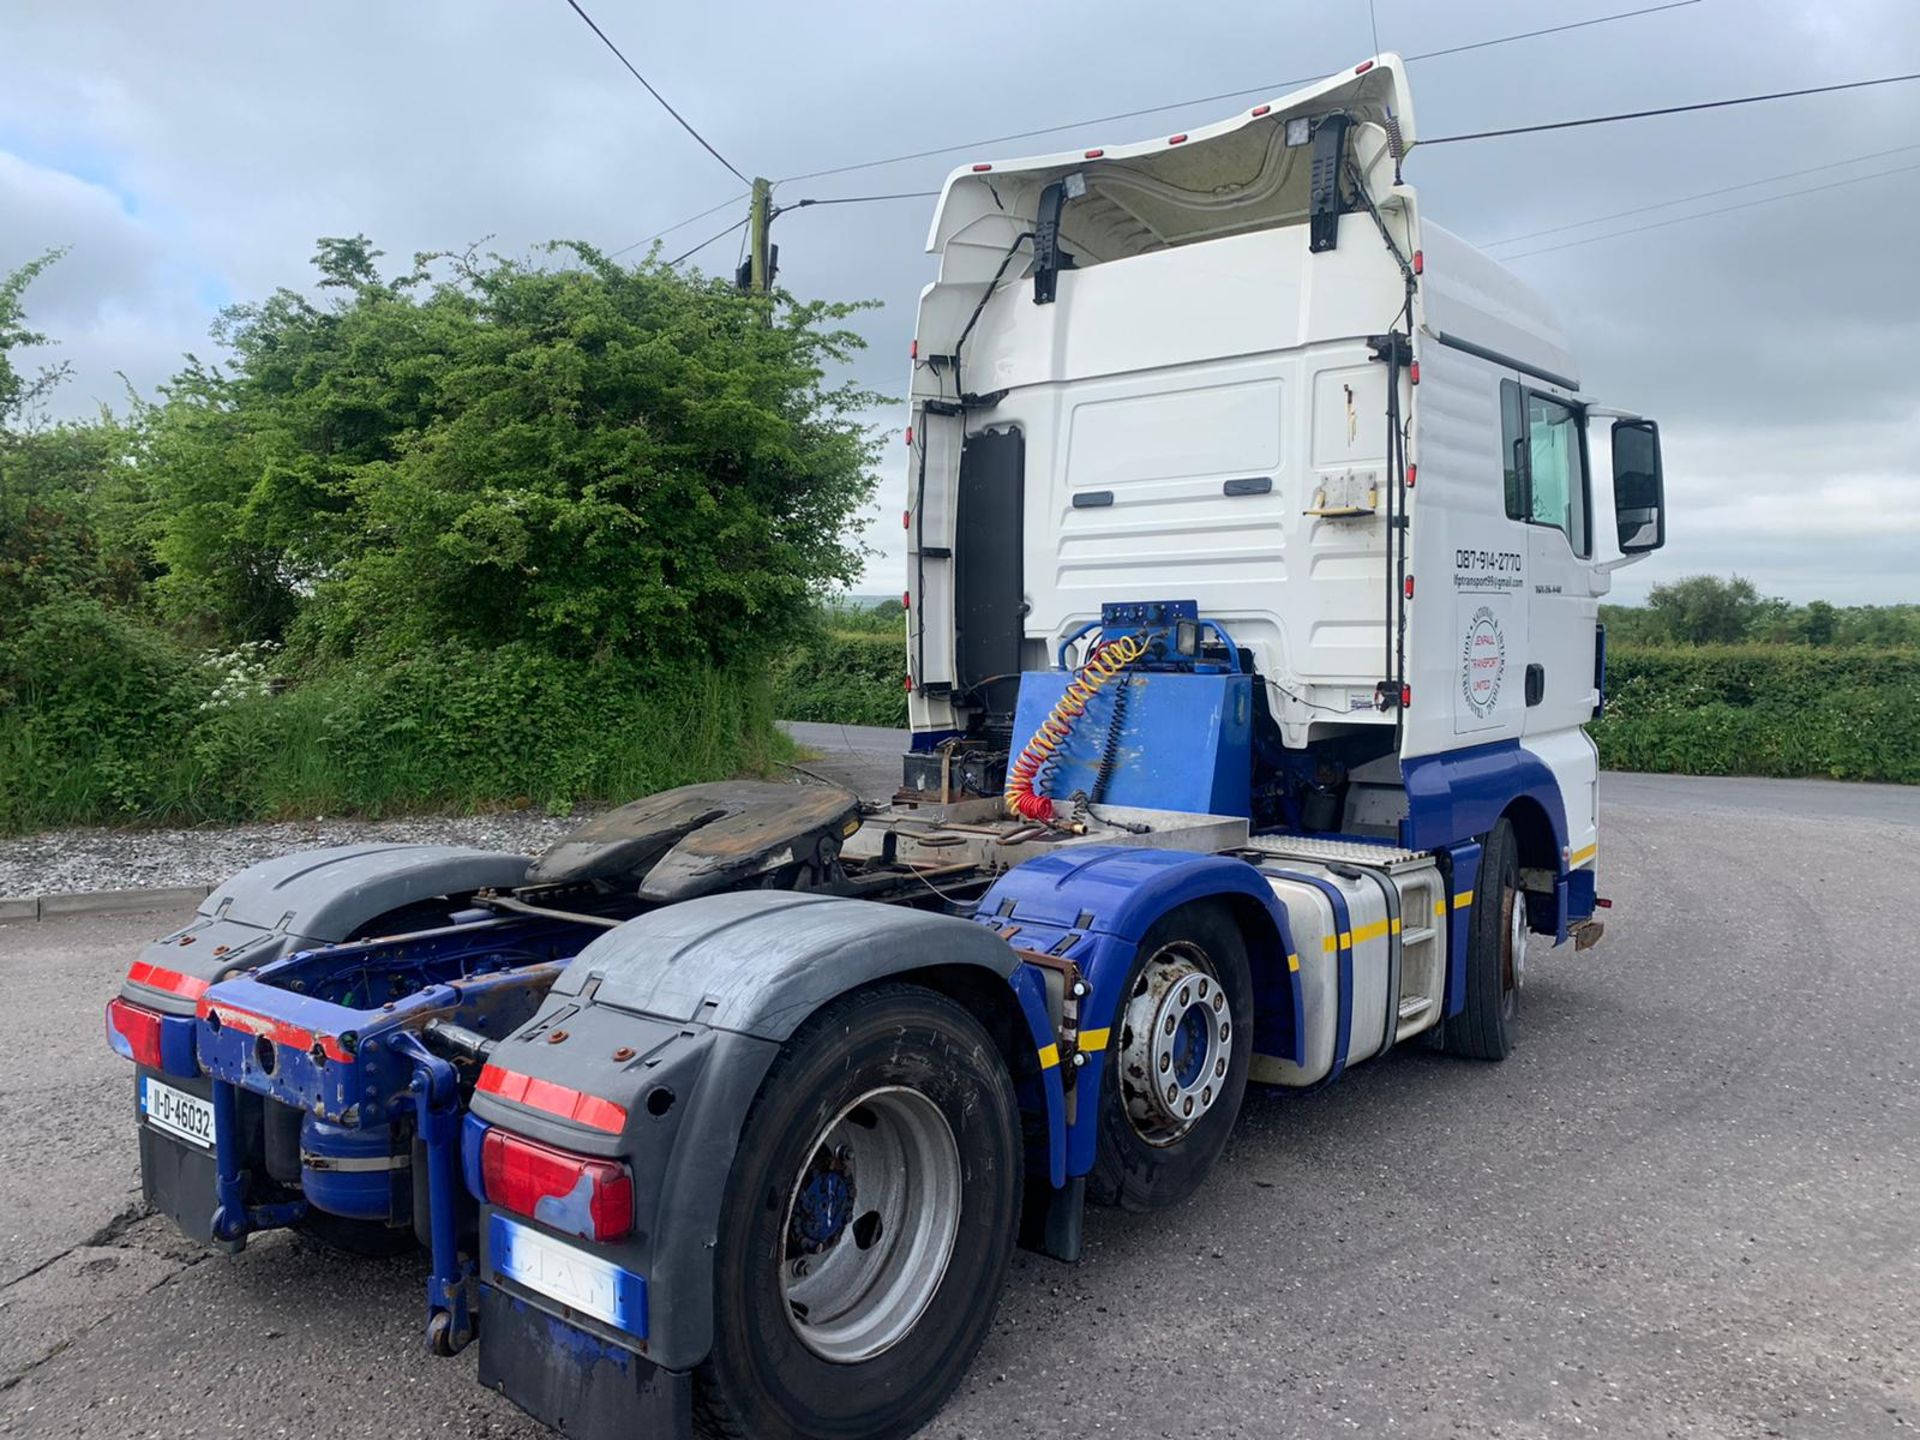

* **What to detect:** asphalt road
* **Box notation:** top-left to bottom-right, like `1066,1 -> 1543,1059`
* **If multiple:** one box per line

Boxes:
3,765 -> 1917,1438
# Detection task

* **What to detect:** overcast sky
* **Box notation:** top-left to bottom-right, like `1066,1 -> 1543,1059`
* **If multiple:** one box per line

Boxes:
4,0 -> 1917,604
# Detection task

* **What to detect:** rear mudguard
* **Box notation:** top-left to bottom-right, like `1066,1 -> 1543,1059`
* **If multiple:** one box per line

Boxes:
468,890 -> 1054,1377
119,844 -> 533,1019
972,846 -> 1304,1180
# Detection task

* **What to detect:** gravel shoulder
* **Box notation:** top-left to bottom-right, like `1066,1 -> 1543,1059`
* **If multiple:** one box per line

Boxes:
0,727 -> 888,898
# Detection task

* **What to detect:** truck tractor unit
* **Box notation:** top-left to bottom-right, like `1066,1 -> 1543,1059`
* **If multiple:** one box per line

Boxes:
106,57 -> 1665,1440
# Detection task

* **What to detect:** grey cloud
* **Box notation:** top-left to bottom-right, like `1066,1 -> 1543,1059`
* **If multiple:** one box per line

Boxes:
2,0 -> 1915,601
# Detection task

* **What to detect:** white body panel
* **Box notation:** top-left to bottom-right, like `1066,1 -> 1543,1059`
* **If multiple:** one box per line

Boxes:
903,53 -> 1650,907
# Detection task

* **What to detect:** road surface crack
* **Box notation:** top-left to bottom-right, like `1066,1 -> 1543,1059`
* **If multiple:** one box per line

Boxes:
0,1198 -> 152,1293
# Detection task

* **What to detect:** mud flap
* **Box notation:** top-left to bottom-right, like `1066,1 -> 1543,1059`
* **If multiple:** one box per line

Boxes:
478,1286 -> 692,1440
135,1070 -> 223,1245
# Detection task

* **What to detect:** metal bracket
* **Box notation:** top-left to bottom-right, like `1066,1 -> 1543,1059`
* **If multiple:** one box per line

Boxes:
392,1030 -> 475,1356
1309,114 -> 1354,253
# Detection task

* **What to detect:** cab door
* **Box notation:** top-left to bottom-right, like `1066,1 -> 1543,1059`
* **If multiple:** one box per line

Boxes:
1501,380 -> 1599,737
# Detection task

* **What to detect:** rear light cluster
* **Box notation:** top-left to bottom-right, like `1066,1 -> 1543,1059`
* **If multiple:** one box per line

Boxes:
106,998 -> 164,1067
105,996 -> 199,1074
480,1128 -> 634,1243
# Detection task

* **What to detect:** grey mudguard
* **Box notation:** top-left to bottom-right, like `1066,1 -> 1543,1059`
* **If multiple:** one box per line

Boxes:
474,891 -> 1024,1373
550,889 -> 1021,1039
122,844 -> 531,1015
200,843 -> 530,942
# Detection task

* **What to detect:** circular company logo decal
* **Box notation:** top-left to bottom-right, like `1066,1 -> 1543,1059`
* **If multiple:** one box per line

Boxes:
1461,606 -> 1507,718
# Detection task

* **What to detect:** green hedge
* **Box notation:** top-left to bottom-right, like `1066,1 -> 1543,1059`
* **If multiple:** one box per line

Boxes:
775,629 -> 908,728
772,632 -> 1920,785
1593,645 -> 1920,782
0,599 -> 789,833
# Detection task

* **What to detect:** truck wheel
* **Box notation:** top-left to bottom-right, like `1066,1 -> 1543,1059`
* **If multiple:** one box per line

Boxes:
695,984 -> 1022,1440
1443,816 -> 1523,1061
1088,901 -> 1252,1213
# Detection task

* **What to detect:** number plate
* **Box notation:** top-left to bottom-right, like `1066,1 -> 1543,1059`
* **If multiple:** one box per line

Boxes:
490,1214 -> 647,1335
142,1077 -> 215,1149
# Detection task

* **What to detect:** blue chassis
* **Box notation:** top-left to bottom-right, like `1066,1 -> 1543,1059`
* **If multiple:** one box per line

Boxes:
136,736 -> 1583,1360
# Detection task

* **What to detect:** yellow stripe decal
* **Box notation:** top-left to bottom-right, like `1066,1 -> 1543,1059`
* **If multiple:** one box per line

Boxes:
1322,934 -> 1338,953
1037,1043 -> 1060,1069
1286,952 -> 1300,973
1391,916 -> 1403,935
1076,1028 -> 1110,1053
1453,892 -> 1474,910
1433,898 -> 1447,918
1350,918 -> 1392,946
1569,843 -> 1598,867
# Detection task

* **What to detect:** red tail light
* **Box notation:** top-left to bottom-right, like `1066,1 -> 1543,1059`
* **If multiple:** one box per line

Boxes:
481,1129 -> 633,1242
106,997 -> 164,1068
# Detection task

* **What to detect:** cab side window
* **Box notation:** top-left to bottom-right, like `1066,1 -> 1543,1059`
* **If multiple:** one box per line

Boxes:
1499,379 -> 1590,557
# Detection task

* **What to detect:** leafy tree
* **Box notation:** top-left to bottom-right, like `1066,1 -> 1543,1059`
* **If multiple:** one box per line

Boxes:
1797,599 -> 1838,647
0,250 -> 70,423
1644,573 -> 1765,645
143,237 -> 882,667
0,255 -> 148,645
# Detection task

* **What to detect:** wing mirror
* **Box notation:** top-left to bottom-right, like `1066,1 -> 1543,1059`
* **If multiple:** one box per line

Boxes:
1610,419 -> 1664,554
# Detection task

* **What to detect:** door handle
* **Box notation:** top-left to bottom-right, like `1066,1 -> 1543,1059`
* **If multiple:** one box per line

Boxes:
1525,663 -> 1545,707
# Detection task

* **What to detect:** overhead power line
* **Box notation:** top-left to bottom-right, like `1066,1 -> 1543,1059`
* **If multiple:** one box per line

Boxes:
776,190 -> 941,213
1500,157 -> 1920,259
777,0 -> 1702,184
616,187 -> 940,266
559,0 -> 750,186
1424,70 -> 1920,145
1481,139 -> 1920,248
666,215 -> 750,267
608,191 -> 747,259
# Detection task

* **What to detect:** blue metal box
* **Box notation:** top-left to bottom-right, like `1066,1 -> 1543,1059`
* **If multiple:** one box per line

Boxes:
1009,669 -> 1253,818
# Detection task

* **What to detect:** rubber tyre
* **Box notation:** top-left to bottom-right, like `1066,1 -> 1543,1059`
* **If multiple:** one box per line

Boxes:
1087,901 -> 1253,1213
1442,816 -> 1522,1061
694,984 -> 1022,1440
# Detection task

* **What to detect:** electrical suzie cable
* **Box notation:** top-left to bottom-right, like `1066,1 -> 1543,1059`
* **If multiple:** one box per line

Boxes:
776,0 -> 1702,184
1422,71 -> 1920,146
559,0 -> 750,186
